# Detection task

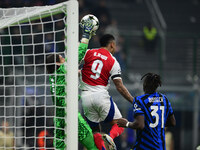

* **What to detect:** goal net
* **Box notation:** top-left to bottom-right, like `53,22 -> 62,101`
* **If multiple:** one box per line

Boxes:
0,1 -> 78,150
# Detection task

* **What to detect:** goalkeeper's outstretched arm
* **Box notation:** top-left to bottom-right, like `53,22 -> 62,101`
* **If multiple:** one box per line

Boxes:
78,17 -> 96,63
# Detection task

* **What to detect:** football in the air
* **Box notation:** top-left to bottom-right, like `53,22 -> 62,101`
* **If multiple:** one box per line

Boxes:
80,14 -> 99,32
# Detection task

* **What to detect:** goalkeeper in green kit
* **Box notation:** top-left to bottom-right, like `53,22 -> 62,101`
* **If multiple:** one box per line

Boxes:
46,17 -> 98,149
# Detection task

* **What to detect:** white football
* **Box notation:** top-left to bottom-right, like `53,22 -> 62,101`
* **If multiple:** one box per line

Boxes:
80,14 -> 99,32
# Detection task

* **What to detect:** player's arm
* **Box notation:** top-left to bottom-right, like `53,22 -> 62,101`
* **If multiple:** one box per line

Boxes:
111,60 -> 134,103
117,97 -> 145,129
79,42 -> 88,63
165,114 -> 176,127
78,18 -> 95,63
113,78 -> 133,103
117,116 -> 145,130
165,96 -> 176,127
117,98 -> 145,129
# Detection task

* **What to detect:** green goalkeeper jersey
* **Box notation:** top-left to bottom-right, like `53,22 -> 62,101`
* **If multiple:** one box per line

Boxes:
49,42 -> 88,104
49,43 -> 97,149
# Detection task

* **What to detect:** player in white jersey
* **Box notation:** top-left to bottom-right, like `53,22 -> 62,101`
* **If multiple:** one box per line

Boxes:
80,34 -> 133,149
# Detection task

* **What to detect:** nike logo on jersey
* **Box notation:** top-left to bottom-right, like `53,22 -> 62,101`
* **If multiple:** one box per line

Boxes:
94,52 -> 108,60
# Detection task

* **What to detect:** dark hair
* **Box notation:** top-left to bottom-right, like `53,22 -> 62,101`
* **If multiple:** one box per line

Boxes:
100,34 -> 115,47
46,54 -> 60,74
141,73 -> 162,94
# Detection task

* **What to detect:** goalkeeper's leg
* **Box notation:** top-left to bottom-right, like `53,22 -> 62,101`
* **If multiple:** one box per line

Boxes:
80,133 -> 99,150
78,112 -> 98,150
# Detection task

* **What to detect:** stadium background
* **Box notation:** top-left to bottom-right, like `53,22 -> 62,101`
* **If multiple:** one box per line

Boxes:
0,0 -> 200,150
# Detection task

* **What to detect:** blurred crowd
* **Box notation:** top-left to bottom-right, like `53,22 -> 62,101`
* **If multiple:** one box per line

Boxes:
0,121 -> 14,150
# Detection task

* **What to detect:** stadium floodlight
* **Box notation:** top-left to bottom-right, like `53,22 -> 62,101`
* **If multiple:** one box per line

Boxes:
0,1 -> 78,150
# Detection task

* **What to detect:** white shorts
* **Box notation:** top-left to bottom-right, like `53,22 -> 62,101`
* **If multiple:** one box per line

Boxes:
81,90 -> 122,125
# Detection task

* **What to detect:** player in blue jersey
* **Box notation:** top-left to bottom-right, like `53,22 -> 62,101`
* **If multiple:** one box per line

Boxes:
117,72 -> 176,150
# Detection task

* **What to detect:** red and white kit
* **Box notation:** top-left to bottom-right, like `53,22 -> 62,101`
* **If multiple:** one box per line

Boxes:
80,48 -> 122,123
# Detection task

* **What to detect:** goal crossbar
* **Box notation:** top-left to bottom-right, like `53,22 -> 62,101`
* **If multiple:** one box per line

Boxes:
0,2 -> 66,29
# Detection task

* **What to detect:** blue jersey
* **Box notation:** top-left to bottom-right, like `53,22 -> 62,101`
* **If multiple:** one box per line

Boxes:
133,92 -> 174,150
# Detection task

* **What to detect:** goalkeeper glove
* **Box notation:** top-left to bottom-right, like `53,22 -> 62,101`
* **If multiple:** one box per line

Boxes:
80,18 -> 95,39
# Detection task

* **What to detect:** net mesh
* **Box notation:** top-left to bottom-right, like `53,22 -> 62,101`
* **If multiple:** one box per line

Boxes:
0,3 -> 70,150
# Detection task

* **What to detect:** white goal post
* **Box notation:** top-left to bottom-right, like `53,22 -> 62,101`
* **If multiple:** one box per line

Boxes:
0,1 -> 78,150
